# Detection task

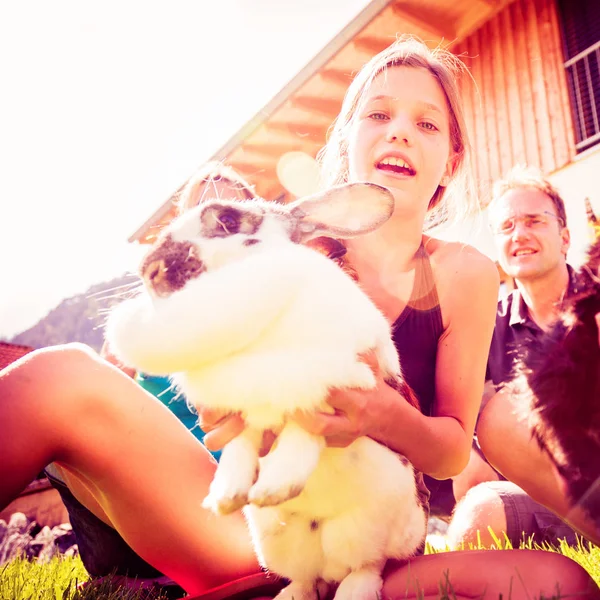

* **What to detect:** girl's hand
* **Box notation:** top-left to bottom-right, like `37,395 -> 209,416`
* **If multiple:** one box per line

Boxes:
293,350 -> 389,448
293,388 -> 381,448
197,407 -> 245,452
198,349 -> 408,452
197,407 -> 276,455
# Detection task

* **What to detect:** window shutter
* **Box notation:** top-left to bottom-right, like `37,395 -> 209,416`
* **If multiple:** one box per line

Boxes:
558,0 -> 600,60
557,0 -> 600,151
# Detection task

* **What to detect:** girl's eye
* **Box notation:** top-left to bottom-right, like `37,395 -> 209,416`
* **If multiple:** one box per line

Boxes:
367,111 -> 388,120
419,121 -> 438,131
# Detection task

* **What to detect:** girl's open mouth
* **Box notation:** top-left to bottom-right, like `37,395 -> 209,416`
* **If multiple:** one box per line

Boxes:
376,156 -> 416,177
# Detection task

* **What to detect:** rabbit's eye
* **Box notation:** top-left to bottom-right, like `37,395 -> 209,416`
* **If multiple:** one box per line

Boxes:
216,210 -> 240,235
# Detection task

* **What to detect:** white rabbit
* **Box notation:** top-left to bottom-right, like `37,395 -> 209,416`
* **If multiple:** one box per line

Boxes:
105,182 -> 427,600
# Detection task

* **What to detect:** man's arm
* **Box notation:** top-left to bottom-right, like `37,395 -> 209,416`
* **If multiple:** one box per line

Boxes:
477,388 -> 599,545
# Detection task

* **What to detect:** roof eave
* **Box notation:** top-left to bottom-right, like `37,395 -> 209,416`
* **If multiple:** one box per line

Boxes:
128,0 -> 395,244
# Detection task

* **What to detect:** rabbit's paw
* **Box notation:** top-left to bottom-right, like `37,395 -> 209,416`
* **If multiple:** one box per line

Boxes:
332,570 -> 383,600
202,471 -> 255,515
274,581 -> 318,600
248,426 -> 319,507
202,489 -> 248,515
248,454 -> 306,506
248,479 -> 304,507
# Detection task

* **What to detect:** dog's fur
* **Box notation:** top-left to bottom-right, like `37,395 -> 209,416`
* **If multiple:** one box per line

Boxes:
105,183 -> 426,600
509,237 -> 600,526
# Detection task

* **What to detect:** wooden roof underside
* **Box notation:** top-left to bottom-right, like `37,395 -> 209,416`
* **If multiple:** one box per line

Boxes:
131,0 -> 516,244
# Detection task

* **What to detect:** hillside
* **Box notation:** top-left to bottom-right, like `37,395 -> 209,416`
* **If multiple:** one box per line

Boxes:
10,274 -> 141,352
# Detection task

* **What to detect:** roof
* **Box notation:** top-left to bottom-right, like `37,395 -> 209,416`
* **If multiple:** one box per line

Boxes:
130,0 -> 517,244
0,341 -> 35,370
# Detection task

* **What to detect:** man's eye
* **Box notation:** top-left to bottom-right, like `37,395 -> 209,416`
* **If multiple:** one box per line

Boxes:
498,219 -> 514,233
528,216 -> 545,226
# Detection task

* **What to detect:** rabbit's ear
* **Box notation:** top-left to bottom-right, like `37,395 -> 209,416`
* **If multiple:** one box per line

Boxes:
304,236 -> 358,280
304,236 -> 348,261
288,183 -> 394,241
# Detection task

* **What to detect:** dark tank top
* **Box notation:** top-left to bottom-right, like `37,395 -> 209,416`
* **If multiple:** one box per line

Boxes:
392,243 -> 443,416
326,237 -> 452,519
391,243 -> 455,518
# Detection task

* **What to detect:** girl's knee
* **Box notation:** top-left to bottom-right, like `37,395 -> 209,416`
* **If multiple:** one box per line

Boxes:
19,342 -> 100,377
16,343 -> 111,430
0,343 -> 106,483
524,551 -> 600,596
40,342 -> 98,364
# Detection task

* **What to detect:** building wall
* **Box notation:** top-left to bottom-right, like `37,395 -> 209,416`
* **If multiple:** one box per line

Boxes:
443,0 -> 600,269
443,147 -> 599,268
446,146 -> 600,268
454,0 -> 575,202
548,145 -> 600,266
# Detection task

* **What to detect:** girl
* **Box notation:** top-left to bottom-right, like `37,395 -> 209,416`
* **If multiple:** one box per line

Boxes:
1,36 -> 597,599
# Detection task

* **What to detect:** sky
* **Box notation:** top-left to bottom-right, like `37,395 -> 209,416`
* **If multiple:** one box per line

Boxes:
0,0 -> 373,338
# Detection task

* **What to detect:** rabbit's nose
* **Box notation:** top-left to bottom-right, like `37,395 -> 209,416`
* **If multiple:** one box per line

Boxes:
143,259 -> 167,291
140,237 -> 206,298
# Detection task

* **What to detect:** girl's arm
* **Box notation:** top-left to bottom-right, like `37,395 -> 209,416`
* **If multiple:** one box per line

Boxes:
420,245 -> 499,476
296,246 -> 499,479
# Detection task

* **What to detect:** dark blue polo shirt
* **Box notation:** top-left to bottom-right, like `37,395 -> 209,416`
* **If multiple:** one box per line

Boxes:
486,265 -> 580,388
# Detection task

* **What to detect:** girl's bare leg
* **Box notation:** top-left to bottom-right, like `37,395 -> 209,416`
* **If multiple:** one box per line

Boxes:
0,343 -> 260,595
3,345 -> 598,598
383,550 -> 599,600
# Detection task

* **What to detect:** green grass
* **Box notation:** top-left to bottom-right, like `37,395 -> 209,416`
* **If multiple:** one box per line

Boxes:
0,556 -> 87,600
0,535 -> 598,600
426,530 -> 600,589
0,556 -> 172,600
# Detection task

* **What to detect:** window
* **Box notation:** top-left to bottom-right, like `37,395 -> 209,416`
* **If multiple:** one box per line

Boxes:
557,0 -> 600,152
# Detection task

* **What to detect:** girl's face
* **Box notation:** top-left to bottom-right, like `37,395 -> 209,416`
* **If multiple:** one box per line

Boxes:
347,66 -> 454,218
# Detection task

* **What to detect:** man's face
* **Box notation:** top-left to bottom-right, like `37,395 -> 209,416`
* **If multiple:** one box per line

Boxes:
490,188 -> 570,281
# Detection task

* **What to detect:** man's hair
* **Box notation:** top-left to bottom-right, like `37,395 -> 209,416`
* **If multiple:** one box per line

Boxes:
489,165 -> 567,227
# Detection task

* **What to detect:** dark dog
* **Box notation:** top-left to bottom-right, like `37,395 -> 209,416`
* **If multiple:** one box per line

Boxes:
510,237 -> 600,526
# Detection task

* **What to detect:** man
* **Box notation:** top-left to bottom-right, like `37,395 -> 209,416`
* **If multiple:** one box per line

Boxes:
446,165 -> 584,548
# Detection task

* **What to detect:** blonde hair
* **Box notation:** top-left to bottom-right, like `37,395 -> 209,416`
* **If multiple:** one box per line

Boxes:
489,164 -> 568,227
177,162 -> 256,215
317,35 -> 476,230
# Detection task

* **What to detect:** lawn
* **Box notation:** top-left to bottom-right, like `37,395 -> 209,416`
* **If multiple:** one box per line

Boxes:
0,557 -> 174,600
1,536 -> 598,600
